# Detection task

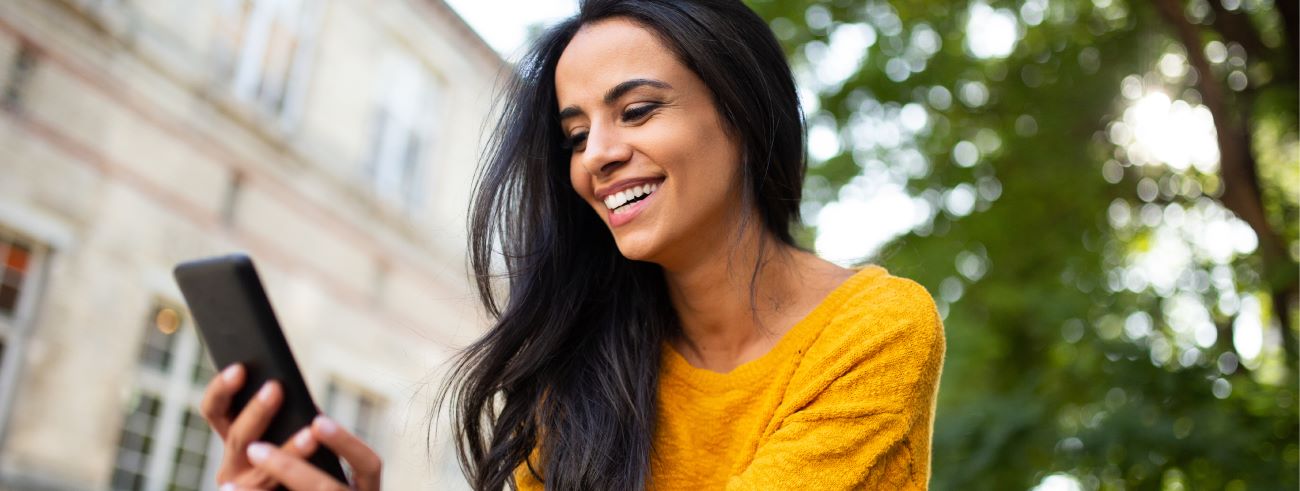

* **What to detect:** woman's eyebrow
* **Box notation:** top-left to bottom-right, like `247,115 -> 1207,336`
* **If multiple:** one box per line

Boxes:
558,78 -> 673,122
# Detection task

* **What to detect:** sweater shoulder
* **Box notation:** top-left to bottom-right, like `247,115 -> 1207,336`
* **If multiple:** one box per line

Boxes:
796,266 -> 945,384
826,266 -> 941,339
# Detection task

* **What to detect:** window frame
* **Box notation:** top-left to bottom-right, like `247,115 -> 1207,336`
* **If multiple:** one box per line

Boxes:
0,231 -> 50,460
364,52 -> 439,213
322,378 -> 387,460
214,0 -> 325,129
109,300 -> 223,491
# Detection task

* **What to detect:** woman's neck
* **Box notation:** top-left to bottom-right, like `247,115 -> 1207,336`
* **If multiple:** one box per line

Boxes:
661,226 -> 845,373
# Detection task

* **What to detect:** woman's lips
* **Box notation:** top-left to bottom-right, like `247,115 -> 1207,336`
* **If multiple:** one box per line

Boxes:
608,185 -> 659,227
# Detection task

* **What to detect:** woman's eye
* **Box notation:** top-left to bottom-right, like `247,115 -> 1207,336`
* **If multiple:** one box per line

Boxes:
563,132 -> 588,151
622,103 -> 660,122
562,104 -> 658,151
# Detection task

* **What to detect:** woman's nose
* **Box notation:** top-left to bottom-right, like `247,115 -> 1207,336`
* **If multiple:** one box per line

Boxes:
578,126 -> 633,176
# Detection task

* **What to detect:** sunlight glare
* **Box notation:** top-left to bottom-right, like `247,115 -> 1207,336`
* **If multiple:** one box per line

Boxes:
1116,91 -> 1220,173
1233,295 -> 1264,362
1032,474 -> 1084,491
966,2 -> 1019,59
816,179 -> 930,265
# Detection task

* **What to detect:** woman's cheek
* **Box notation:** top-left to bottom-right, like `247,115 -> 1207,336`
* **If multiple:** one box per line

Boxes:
569,164 -> 600,214
568,160 -> 586,198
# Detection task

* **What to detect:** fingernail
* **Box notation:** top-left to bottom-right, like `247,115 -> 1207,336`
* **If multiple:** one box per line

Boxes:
314,415 -> 337,436
247,442 -> 271,462
219,483 -> 235,491
294,428 -> 313,450
257,382 -> 275,402
221,364 -> 241,383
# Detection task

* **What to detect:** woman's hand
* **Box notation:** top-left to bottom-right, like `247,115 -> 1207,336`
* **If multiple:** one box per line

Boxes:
200,363 -> 382,490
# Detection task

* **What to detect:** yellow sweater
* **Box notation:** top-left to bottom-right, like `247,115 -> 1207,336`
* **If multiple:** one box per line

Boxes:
516,265 -> 946,490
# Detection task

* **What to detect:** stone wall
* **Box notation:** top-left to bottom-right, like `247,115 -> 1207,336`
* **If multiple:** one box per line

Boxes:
0,0 -> 502,489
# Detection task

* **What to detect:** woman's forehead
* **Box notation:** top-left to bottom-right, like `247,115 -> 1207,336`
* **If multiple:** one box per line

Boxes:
555,18 -> 683,103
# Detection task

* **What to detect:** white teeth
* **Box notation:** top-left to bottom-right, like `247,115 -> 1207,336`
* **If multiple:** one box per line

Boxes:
603,181 -> 661,211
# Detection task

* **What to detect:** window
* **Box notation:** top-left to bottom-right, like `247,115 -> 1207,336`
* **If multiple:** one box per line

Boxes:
110,394 -> 160,491
0,231 -> 47,447
0,236 -> 33,318
322,380 -> 386,480
110,303 -> 222,491
2,41 -> 37,114
213,0 -> 323,121
364,53 -> 437,211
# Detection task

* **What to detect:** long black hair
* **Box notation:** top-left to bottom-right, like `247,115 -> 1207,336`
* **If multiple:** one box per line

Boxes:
440,1 -> 806,489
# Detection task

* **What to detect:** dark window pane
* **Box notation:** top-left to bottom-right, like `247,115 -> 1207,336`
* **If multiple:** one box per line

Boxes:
168,410 -> 214,491
191,342 -> 216,387
111,393 -> 161,491
0,284 -> 18,314
356,395 -> 375,443
110,469 -> 143,491
1,268 -> 22,288
324,381 -> 338,412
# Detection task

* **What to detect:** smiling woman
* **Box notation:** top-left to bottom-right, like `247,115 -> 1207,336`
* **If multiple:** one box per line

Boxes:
441,1 -> 946,490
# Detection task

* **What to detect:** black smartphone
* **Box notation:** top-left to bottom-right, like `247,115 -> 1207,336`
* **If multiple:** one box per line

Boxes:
173,253 -> 348,484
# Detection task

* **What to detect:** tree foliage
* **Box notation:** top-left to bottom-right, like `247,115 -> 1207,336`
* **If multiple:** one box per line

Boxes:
744,0 -> 1299,488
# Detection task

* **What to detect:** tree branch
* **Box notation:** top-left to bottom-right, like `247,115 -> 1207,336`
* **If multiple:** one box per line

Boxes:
1152,0 -> 1282,261
1153,0 -> 1298,367
1207,0 -> 1295,84
1276,0 -> 1299,76
1207,1 -> 1269,60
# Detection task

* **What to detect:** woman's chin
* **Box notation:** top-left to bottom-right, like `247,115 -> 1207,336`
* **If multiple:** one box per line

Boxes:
615,246 -> 653,262
613,236 -> 660,263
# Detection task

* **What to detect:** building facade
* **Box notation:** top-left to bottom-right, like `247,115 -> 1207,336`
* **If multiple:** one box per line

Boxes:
0,0 -> 504,489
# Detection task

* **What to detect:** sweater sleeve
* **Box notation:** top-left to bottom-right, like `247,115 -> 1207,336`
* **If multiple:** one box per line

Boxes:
512,463 -> 544,491
725,277 -> 946,491
511,448 -> 545,491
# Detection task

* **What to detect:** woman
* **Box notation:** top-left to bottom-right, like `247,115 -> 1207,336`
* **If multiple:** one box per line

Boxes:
200,0 -> 945,490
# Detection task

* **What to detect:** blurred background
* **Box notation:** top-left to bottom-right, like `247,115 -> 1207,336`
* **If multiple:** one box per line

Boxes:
0,0 -> 1294,490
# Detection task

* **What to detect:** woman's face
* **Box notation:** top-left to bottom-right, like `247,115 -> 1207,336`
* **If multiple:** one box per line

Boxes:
555,18 -> 747,268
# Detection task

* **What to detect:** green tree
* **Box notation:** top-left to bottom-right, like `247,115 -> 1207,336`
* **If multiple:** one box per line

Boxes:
746,0 -> 1298,488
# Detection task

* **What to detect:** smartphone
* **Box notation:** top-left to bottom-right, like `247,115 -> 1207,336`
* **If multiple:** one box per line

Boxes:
173,254 -> 348,484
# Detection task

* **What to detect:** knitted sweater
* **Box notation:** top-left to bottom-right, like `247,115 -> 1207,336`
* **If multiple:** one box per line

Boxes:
515,264 -> 946,490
